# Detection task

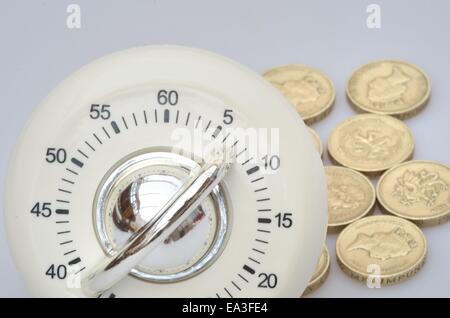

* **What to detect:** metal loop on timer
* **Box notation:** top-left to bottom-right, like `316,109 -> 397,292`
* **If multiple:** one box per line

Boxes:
82,152 -> 232,297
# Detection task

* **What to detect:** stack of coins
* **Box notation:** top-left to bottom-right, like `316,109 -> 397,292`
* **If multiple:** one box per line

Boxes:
263,60 -> 450,295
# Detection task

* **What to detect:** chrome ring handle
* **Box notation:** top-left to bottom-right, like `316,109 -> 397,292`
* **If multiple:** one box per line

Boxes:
82,153 -> 232,297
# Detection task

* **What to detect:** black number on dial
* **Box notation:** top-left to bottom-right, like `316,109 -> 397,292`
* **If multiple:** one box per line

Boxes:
157,90 -> 178,106
275,213 -> 293,228
45,148 -> 67,164
262,155 -> 280,171
45,264 -> 67,280
90,104 -> 111,120
30,202 -> 52,218
258,273 -> 278,289
223,109 -> 234,125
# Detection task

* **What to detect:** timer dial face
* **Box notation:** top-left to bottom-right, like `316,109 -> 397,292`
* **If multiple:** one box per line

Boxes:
5,46 -> 327,297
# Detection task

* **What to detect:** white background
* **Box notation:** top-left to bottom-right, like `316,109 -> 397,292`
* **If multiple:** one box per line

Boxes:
0,0 -> 449,297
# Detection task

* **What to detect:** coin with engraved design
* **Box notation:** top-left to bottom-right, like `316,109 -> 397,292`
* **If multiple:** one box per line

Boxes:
328,114 -> 414,174
347,60 -> 431,119
325,166 -> 375,232
336,215 -> 426,285
263,65 -> 335,124
377,160 -> 450,226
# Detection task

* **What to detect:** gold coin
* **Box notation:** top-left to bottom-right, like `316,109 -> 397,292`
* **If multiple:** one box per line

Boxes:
325,166 -> 376,231
328,114 -> 414,174
377,160 -> 450,226
347,60 -> 431,119
263,65 -> 335,124
336,215 -> 427,286
307,127 -> 323,157
303,246 -> 330,296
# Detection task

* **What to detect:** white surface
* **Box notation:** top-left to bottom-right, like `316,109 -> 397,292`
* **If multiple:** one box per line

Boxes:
0,0 -> 449,297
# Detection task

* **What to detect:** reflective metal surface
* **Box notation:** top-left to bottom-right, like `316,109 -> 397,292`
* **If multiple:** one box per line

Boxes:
83,151 -> 231,296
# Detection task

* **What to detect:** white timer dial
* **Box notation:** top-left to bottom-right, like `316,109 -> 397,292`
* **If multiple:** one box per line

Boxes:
5,46 -> 327,298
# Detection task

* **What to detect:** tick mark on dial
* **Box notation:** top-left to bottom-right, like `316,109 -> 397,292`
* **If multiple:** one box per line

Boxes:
222,132 -> 231,143
85,141 -> 96,151
71,158 -> 84,168
241,158 -> 253,166
121,116 -> 129,130
164,109 -> 170,123
111,121 -> 120,134
77,149 -> 89,159
93,133 -> 103,145
68,257 -> 81,266
243,265 -> 255,275
248,257 -> 261,264
61,178 -> 74,185
102,127 -> 111,139
238,274 -> 249,283
64,249 -> 76,255
231,281 -> 241,291
195,116 -> 202,128
65,168 -> 78,176
246,166 -> 259,175
55,209 -> 69,215
143,110 -> 148,124
212,125 -> 222,138
205,120 -> 211,132
254,187 -> 268,193
224,288 -> 233,298
252,248 -> 265,255
236,148 -> 247,158
258,218 -> 271,224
